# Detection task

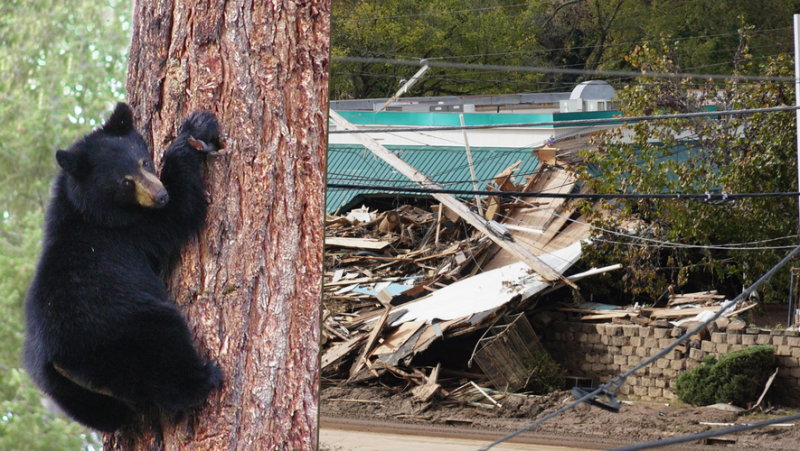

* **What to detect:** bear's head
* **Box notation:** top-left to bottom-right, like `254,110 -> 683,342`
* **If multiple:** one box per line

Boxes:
55,103 -> 168,227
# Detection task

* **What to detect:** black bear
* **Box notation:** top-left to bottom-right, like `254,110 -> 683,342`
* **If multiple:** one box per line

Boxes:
23,103 -> 224,432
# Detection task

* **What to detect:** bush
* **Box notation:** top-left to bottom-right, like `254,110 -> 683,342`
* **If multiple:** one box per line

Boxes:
674,345 -> 777,407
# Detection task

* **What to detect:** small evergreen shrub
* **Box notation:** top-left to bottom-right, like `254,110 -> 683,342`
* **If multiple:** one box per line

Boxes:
674,345 -> 777,407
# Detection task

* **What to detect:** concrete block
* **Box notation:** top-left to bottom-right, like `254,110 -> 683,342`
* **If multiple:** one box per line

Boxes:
670,360 -> 685,371
689,348 -> 706,361
605,325 -> 622,336
791,368 -> 800,378
610,336 -> 629,346
588,334 -> 601,344
701,341 -> 716,353
592,363 -> 606,373
741,334 -> 757,346
784,356 -> 800,368
621,346 -> 634,356
757,334 -> 772,345
608,346 -> 621,355
640,327 -> 652,338
716,343 -> 730,354
622,325 -> 639,337
711,332 -> 726,344
773,336 -> 787,346
787,336 -> 800,347
594,324 -> 606,335
648,387 -> 663,398
634,386 -> 648,397
671,327 -> 684,338
601,335 -> 610,345
655,378 -> 667,388
654,328 -> 670,339
614,355 -> 628,366
730,344 -> 744,351
644,338 -> 658,348
630,337 -> 643,347
659,338 -> 673,348
636,347 -> 648,357
727,334 -> 741,345
650,367 -> 663,377
778,345 -> 793,356
656,359 -> 670,369
576,333 -> 587,343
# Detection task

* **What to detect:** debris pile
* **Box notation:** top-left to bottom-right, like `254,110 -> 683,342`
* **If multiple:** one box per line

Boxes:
321,164 -> 619,405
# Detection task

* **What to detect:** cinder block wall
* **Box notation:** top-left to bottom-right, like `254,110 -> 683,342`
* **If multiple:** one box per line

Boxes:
541,321 -> 800,404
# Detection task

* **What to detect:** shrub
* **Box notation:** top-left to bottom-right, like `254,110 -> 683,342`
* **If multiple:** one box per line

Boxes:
674,345 -> 777,407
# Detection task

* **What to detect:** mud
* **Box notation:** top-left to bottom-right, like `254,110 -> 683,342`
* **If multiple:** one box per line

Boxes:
320,385 -> 800,450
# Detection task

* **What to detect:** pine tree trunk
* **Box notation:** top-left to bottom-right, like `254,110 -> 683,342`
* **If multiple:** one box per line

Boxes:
105,1 -> 329,450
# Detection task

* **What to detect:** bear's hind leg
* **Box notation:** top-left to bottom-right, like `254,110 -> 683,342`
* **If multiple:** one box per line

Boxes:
44,365 -> 134,432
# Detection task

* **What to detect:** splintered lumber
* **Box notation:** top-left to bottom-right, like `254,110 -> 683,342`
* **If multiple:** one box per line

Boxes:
580,312 -> 632,321
329,110 -> 575,288
321,334 -> 368,370
645,306 -> 722,319
412,363 -> 442,402
325,237 -> 394,250
349,306 -> 392,379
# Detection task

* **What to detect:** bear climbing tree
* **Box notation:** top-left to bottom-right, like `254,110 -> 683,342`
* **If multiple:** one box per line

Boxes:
105,1 -> 329,450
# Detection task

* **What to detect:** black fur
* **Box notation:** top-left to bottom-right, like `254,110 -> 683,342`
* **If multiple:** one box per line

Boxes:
23,103 -> 223,432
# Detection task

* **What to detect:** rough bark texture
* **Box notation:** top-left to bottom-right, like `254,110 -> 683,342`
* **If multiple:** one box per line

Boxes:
105,1 -> 329,450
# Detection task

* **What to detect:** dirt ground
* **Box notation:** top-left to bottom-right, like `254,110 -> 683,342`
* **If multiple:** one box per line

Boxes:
320,385 -> 800,450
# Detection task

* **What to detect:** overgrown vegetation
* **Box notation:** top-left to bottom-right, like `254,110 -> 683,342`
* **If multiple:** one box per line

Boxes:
578,30 -> 798,302
674,345 -> 777,407
525,350 -> 564,394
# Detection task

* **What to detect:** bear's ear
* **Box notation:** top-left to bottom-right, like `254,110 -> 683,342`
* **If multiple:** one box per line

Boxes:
56,149 -> 89,179
102,103 -> 135,136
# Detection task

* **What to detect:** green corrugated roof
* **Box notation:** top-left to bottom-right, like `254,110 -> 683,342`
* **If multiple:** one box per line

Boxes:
326,144 -> 540,214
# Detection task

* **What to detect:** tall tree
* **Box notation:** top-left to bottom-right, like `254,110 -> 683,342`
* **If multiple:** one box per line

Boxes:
105,1 -> 329,450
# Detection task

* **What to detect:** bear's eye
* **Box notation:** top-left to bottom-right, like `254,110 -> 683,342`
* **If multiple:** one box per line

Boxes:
122,179 -> 134,189
142,161 -> 150,168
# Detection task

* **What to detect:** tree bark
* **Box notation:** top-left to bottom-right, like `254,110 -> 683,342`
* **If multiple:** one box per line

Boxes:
105,1 -> 329,450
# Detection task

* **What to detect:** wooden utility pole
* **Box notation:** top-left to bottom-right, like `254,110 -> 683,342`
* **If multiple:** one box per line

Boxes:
329,110 -> 575,287
106,1 -> 329,450
460,113 -> 483,215
377,62 -> 430,112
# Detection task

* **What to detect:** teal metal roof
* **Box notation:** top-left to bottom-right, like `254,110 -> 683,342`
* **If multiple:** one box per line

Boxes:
326,144 -> 540,214
337,110 -> 620,129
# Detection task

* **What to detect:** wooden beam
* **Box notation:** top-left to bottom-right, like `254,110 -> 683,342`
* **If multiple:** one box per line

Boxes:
329,110 -> 575,288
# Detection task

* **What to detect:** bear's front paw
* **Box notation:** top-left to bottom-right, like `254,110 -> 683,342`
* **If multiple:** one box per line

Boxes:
180,111 -> 223,153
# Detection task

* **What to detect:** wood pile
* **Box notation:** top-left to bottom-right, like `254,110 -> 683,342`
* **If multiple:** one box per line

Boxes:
557,290 -> 758,326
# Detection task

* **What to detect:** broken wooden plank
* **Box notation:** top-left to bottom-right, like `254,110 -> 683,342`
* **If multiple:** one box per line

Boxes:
645,306 -> 722,319
321,334 -> 368,370
349,306 -> 392,379
325,236 -> 394,250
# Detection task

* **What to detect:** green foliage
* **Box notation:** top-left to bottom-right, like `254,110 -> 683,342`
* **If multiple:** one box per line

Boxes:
577,33 -> 798,301
526,350 -> 564,395
674,345 -> 777,407
330,0 -> 797,99
0,0 -> 131,448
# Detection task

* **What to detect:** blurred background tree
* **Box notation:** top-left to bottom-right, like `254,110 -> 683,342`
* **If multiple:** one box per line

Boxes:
0,0 -> 131,448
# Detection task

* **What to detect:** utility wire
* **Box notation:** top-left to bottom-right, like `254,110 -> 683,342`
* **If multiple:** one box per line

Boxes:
331,56 -> 796,83
329,104 -> 800,134
326,183 -> 800,201
478,243 -> 800,450
606,414 -> 800,451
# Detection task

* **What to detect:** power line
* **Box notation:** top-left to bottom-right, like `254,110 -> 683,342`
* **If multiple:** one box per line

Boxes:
478,243 -> 800,450
326,183 -> 800,201
329,104 -> 800,134
512,197 -> 798,251
606,413 -> 800,451
331,56 -> 796,82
